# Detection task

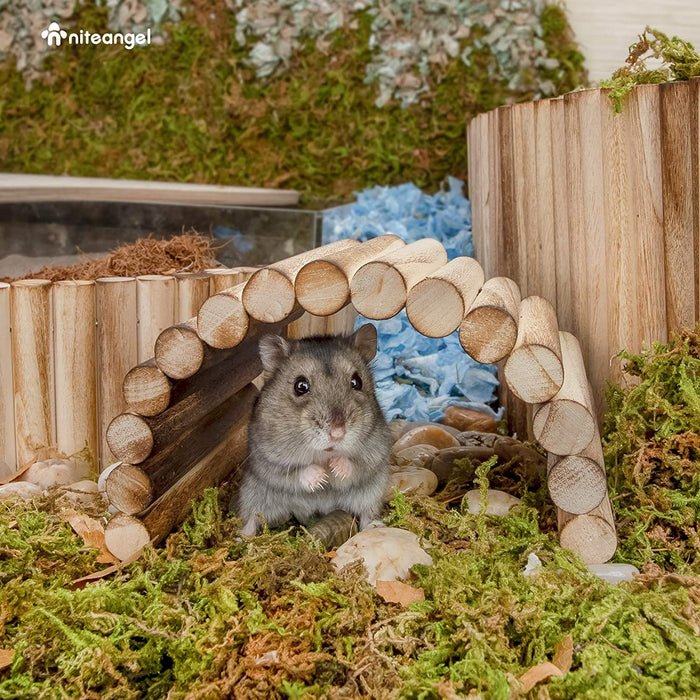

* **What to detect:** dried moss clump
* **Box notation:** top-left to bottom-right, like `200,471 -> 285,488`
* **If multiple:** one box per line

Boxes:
603,328 -> 700,572
601,26 -> 700,112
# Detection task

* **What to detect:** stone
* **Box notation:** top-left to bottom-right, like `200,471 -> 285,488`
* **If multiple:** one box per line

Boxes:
463,489 -> 521,516
587,563 -> 639,584
333,527 -> 433,585
392,444 -> 439,468
386,466 -> 438,500
393,425 -> 460,454
21,458 -> 90,490
0,481 -> 42,501
441,406 -> 498,433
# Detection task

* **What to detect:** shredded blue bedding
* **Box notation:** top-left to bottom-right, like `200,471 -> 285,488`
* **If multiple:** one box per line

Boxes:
322,178 -> 501,422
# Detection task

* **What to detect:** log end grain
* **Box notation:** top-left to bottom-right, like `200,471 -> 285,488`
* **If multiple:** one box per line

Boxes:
122,364 -> 171,417
503,345 -> 564,403
459,306 -> 518,364
154,325 -> 205,379
547,455 -> 607,514
106,413 -> 154,465
242,267 -> 296,323
197,293 -> 249,349
295,260 -> 350,316
349,261 -> 406,320
406,277 -> 464,338
559,514 -> 617,565
104,513 -> 150,561
532,399 -> 596,455
105,463 -> 154,515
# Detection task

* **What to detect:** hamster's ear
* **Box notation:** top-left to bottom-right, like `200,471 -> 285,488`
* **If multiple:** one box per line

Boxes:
259,334 -> 290,373
351,324 -> 378,363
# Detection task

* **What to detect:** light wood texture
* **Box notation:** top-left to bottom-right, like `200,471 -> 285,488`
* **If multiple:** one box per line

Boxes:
106,384 -> 253,514
406,257 -> 485,338
174,272 -> 210,323
0,283 -> 15,470
558,493 -> 617,564
0,173 -> 300,206
459,277 -> 520,363
547,439 -> 607,515
497,107 -> 515,281
122,360 -> 171,417
136,275 -> 176,363
295,235 -> 405,316
154,320 -> 203,379
196,282 -> 248,349
286,307 -> 357,339
104,384 -> 256,560
95,278 -> 138,468
350,239 -> 448,320
53,280 -> 97,458
206,267 -> 258,295
532,332 -> 596,455
504,296 -> 563,404
243,240 -> 360,323
660,81 -> 696,333
107,339 -> 260,464
11,280 -> 54,465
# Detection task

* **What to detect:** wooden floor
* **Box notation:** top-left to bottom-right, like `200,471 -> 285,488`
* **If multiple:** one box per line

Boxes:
565,0 -> 700,82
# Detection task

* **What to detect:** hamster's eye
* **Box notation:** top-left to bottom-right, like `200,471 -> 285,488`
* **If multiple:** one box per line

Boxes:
350,372 -> 363,391
293,376 -> 310,396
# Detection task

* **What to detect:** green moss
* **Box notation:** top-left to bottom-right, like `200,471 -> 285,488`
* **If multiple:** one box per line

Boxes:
0,2 -> 586,203
601,27 -> 700,112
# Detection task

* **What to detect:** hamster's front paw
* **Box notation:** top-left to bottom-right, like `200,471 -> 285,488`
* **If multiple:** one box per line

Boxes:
299,464 -> 328,492
328,455 -> 352,481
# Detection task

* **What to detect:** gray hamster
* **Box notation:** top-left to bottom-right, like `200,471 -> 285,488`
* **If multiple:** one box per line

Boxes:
235,323 -> 392,536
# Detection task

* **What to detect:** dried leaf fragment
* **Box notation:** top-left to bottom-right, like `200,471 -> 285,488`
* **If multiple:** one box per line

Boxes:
552,634 -> 574,673
375,579 -> 425,606
519,661 -> 564,692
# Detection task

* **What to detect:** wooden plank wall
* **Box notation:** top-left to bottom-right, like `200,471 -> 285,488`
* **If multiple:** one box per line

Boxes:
467,80 -> 700,419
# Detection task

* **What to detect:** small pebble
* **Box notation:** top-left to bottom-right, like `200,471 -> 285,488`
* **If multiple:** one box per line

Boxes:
21,458 -> 91,490
523,552 -> 543,577
57,480 -> 101,509
441,406 -> 498,433
386,466 -> 438,500
0,482 -> 42,501
587,563 -> 639,584
392,444 -> 439,468
333,527 -> 433,585
393,425 -> 460,453
464,489 -> 522,516
389,420 -> 461,441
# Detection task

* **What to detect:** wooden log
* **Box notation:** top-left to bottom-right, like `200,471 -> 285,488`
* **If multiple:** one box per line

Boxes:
196,282 -> 248,349
286,312 -> 331,340
558,493 -> 617,565
294,235 -> 405,316
11,280 -> 54,465
660,81 -> 696,333
53,280 -> 97,458
532,332 -> 596,455
207,267 -> 258,295
694,77 -> 700,326
324,305 -> 358,336
547,435 -> 608,515
104,384 -> 256,560
107,337 -> 261,464
0,283 -> 16,471
350,239 -> 448,320
136,275 -> 176,363
122,359 -> 171,417
459,277 -> 520,364
503,296 -> 563,403
106,384 -> 254,514
242,240 -> 360,323
497,106 -> 516,281
96,278 -> 138,469
174,272 -> 210,323
406,257 -> 485,338
550,97 -> 573,332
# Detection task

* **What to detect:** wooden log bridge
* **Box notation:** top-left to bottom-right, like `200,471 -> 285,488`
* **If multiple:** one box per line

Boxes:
102,234 -> 617,565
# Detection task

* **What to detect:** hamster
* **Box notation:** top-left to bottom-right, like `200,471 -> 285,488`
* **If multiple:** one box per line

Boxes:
235,324 -> 392,536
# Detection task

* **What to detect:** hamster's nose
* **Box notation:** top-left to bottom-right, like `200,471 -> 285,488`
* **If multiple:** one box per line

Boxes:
329,425 -> 346,442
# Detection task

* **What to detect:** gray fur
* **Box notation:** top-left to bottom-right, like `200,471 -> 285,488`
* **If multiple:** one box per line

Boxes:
234,325 -> 391,535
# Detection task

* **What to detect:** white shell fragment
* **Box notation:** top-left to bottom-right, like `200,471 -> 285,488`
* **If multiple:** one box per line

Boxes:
333,527 -> 433,586
386,466 -> 438,500
20,458 -> 91,490
587,563 -> 639,584
0,482 -> 42,501
464,489 -> 522,516
523,552 -> 543,577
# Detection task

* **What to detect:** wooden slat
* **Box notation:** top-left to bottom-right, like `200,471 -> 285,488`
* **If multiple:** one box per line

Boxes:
0,283 -> 16,471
